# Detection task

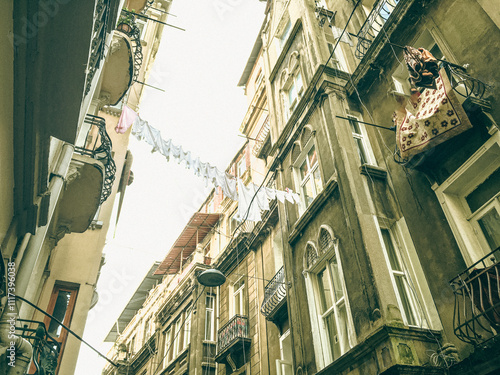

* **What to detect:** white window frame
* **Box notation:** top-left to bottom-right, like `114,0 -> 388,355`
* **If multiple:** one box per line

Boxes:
237,156 -> 246,178
276,19 -> 292,54
205,295 -> 216,341
293,139 -> 323,213
433,133 -> 500,265
283,71 -> 303,120
173,316 -> 183,355
303,235 -> 356,369
374,216 -> 441,329
231,277 -> 246,316
184,310 -> 192,348
163,328 -> 172,367
276,329 -> 293,375
347,114 -> 376,166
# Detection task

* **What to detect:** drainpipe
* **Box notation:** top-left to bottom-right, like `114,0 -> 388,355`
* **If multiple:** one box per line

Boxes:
0,297 -> 33,375
16,142 -> 74,320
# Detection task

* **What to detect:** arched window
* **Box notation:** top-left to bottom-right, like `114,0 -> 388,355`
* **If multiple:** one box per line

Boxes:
318,226 -> 334,253
305,243 -> 319,269
301,126 -> 313,147
290,142 -> 301,164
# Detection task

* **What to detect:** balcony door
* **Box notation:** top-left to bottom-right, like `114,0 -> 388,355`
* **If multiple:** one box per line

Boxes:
276,329 -> 293,375
43,283 -> 79,374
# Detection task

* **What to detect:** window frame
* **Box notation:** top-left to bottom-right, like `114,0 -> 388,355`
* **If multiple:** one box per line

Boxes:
231,277 -> 246,317
347,114 -> 376,166
302,230 -> 356,369
433,133 -> 500,265
205,295 -> 216,341
292,136 -> 323,213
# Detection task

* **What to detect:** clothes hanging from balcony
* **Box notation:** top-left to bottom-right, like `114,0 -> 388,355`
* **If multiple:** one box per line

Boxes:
403,46 -> 440,91
393,69 -> 472,159
115,105 -> 138,134
128,112 -> 299,221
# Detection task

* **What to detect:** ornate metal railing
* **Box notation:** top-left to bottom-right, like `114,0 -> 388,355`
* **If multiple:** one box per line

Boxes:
217,315 -> 249,354
355,0 -> 400,59
117,16 -> 144,83
15,319 -> 61,375
85,0 -> 111,96
443,62 -> 489,100
261,266 -> 287,317
450,247 -> 500,345
76,115 -> 116,204
142,0 -> 155,14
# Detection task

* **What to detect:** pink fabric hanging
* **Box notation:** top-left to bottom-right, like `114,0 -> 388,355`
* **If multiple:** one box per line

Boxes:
115,105 -> 138,134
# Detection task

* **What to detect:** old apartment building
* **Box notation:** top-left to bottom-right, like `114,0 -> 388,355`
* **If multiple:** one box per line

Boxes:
0,1 -> 171,374
103,0 -> 499,375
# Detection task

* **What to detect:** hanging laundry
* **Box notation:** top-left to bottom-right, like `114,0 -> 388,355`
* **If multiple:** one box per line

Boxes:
403,46 -> 440,91
393,69 -> 472,159
331,26 -> 353,46
115,105 -> 138,134
237,179 -> 262,222
129,115 -> 300,222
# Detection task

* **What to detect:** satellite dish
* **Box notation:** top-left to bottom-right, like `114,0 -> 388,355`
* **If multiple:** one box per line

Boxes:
197,269 -> 226,287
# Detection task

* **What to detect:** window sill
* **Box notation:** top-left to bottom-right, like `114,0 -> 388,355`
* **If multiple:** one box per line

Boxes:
359,164 -> 387,180
289,178 -> 338,245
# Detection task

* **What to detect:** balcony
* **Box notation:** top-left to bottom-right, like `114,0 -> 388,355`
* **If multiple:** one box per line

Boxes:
100,18 -> 143,106
53,115 -> 115,238
126,0 -> 154,13
16,319 -> 61,375
215,315 -> 251,371
355,0 -> 401,59
85,0 -> 111,97
261,266 -> 287,322
450,247 -> 500,346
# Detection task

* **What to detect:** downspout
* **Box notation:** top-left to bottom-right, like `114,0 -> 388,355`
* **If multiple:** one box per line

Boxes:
16,142 -> 74,319
0,297 -> 33,375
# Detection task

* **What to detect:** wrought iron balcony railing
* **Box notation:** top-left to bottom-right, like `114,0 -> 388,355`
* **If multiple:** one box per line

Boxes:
443,62 -> 489,101
85,0 -> 111,96
15,319 -> 61,375
116,16 -> 144,83
76,115 -> 116,204
355,0 -> 400,59
450,247 -> 500,345
261,266 -> 287,318
217,315 -> 250,354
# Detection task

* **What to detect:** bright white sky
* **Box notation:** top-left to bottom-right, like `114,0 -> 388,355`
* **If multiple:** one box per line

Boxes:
74,1 -> 266,374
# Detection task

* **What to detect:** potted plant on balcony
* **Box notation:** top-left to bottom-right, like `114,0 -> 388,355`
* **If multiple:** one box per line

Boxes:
116,9 -> 135,35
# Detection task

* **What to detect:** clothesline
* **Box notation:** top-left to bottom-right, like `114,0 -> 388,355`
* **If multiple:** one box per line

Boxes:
115,106 -> 300,222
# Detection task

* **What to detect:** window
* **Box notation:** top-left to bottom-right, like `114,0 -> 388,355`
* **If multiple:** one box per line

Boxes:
276,330 -> 293,375
348,115 -> 374,165
164,328 -> 172,365
237,156 -> 246,178
285,72 -> 303,117
205,295 -> 216,340
302,229 -> 355,368
184,311 -> 192,347
173,317 -> 183,355
129,335 -> 136,356
278,20 -> 292,52
327,43 -> 349,72
44,283 -> 79,372
297,145 -> 323,208
232,277 -> 246,316
136,19 -> 148,40
379,227 -> 421,326
434,135 -> 500,265
143,317 -> 152,342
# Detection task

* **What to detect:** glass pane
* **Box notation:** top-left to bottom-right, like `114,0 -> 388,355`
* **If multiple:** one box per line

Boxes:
281,332 -> 292,362
234,278 -> 245,291
205,309 -> 213,340
466,168 -> 500,213
288,83 -> 297,107
355,138 -> 368,165
206,296 -> 214,309
282,363 -> 293,375
317,268 -> 333,312
48,291 -> 72,337
349,118 -> 361,134
300,159 -> 309,179
296,72 -> 303,91
394,275 -> 417,326
477,207 -> 500,251
381,229 -> 401,271
302,178 -> 315,207
337,303 -> 351,353
329,258 -> 344,302
307,146 -> 317,167
325,312 -> 341,360
313,167 -> 323,194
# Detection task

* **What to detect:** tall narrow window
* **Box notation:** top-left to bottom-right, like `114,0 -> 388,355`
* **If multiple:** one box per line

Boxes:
233,278 -> 245,316
298,145 -> 323,208
316,258 -> 351,360
184,311 -> 192,347
164,328 -> 172,365
173,317 -> 183,355
380,227 -> 421,326
348,116 -> 373,165
205,296 -> 216,340
278,20 -> 292,52
44,283 -> 79,373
